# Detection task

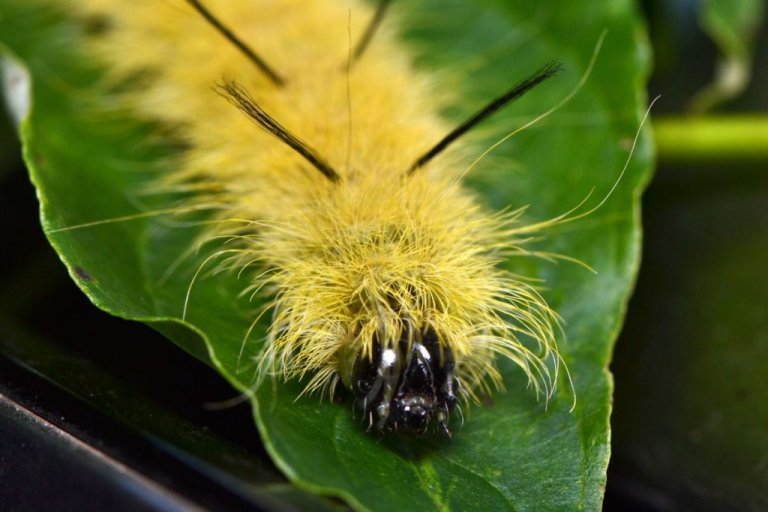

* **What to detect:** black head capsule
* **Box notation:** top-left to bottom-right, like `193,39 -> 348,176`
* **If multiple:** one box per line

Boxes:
351,326 -> 459,436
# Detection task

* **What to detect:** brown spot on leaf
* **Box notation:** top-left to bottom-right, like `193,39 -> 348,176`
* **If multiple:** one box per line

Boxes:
74,266 -> 92,282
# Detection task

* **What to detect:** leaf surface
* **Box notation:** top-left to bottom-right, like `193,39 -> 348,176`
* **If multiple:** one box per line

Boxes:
0,1 -> 652,510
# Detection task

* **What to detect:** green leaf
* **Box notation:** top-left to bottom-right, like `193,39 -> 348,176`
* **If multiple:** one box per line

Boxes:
691,0 -> 765,111
0,1 -> 653,510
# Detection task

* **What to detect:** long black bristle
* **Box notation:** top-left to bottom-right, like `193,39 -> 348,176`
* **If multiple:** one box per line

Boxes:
219,81 -> 341,183
186,0 -> 285,87
351,0 -> 393,64
407,62 -> 562,175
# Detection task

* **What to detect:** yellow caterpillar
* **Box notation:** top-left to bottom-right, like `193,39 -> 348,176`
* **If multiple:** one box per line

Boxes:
68,0 -> 569,435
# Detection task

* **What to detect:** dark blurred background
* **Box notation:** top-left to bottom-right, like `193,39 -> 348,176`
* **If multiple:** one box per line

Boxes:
606,1 -> 768,511
1,1 -> 766,510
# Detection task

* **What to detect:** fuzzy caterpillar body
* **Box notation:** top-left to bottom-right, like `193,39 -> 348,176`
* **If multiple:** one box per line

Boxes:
71,0 -> 561,432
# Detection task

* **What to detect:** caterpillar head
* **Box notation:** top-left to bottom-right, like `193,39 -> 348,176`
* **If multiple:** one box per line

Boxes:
345,323 -> 459,435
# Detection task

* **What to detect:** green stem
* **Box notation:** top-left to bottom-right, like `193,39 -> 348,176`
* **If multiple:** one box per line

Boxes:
654,115 -> 768,164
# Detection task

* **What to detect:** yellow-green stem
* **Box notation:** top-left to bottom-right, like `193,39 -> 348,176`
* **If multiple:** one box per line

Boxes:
654,115 -> 768,164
